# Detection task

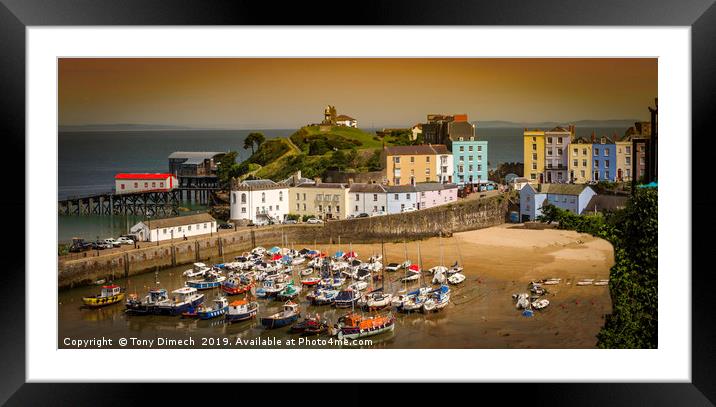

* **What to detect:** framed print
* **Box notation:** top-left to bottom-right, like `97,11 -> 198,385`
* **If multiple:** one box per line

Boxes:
1,0 -> 713,404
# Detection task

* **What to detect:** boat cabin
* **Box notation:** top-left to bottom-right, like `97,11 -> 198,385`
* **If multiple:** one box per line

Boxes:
283,301 -> 299,313
229,299 -> 248,312
148,288 -> 168,303
100,284 -> 122,297
171,287 -> 198,302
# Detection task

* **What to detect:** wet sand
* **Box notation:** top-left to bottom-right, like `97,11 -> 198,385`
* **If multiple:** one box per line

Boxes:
58,224 -> 613,349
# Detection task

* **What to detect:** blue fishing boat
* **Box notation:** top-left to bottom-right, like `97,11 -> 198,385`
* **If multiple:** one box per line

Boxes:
311,288 -> 339,305
196,296 -> 229,320
125,287 -> 168,315
154,287 -> 205,316
334,288 -> 360,308
260,301 -> 300,329
186,272 -> 226,290
226,299 -> 259,323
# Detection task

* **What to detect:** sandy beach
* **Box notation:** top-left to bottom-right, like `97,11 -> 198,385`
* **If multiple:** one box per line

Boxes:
340,223 -> 614,348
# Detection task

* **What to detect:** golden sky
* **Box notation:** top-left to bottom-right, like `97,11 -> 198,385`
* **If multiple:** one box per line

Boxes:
59,58 -> 657,128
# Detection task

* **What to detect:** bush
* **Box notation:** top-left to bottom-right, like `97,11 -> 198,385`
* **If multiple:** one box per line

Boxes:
285,213 -> 301,221
302,215 -> 314,222
536,188 -> 658,348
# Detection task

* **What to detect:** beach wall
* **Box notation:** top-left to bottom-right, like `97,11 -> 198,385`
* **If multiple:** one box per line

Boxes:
58,194 -> 508,289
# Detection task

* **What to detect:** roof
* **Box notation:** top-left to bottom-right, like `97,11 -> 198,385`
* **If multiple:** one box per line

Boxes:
295,182 -> 347,189
349,183 -> 387,193
384,144 -> 450,156
533,183 -> 593,196
115,173 -> 173,180
414,183 -> 458,192
139,212 -> 216,230
386,185 -> 416,193
336,114 -> 355,121
583,194 -> 629,212
168,151 -> 224,160
546,126 -> 570,133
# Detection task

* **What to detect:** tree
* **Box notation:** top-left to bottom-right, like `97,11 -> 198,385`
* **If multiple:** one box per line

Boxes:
243,132 -> 266,155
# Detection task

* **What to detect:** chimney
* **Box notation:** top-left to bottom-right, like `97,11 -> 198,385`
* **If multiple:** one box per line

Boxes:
591,131 -> 596,143
569,124 -> 576,137
537,183 -> 542,192
348,178 -> 354,186
314,177 -> 321,185
292,170 -> 301,186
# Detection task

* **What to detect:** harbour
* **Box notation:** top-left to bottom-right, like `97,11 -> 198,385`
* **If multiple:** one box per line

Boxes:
59,225 -> 613,349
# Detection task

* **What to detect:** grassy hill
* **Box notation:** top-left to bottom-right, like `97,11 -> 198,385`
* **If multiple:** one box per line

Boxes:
290,125 -> 385,153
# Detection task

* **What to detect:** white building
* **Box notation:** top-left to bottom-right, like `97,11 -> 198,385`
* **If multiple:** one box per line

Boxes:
519,183 -> 596,222
348,183 -> 388,216
386,185 -> 418,214
129,212 -> 217,242
115,173 -> 177,194
436,151 -> 454,184
230,179 -> 289,224
336,114 -> 357,128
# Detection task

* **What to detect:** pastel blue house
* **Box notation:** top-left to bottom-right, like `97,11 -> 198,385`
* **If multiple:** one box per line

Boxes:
386,185 -> 418,214
452,137 -> 488,186
592,136 -> 617,181
519,183 -> 597,221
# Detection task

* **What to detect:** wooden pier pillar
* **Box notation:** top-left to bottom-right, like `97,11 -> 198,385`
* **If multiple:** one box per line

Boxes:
123,252 -> 129,278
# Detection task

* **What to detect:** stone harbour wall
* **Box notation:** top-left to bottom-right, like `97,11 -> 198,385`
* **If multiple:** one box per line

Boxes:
58,194 -> 508,289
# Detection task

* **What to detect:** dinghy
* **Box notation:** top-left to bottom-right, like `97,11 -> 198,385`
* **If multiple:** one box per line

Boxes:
447,273 -> 466,285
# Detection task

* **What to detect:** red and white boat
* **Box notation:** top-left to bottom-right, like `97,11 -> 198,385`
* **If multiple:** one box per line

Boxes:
301,276 -> 321,286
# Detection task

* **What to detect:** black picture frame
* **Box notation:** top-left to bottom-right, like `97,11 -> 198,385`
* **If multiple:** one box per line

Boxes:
1,0 -> 712,404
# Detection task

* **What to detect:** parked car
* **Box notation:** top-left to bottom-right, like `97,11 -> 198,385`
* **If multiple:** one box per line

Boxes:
116,236 -> 134,245
120,234 -> 139,243
356,213 -> 369,218
103,238 -> 121,247
401,206 -> 418,213
283,219 -> 298,224
218,223 -> 234,229
92,241 -> 113,250
68,238 -> 93,253
306,218 -> 323,224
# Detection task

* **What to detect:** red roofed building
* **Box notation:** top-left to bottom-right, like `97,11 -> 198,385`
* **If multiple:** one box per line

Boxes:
114,173 -> 177,194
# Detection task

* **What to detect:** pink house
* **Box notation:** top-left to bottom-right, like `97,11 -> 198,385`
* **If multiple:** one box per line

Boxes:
415,183 -> 458,210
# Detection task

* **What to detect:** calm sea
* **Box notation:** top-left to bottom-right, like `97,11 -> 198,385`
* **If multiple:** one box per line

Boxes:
57,126 -> 627,242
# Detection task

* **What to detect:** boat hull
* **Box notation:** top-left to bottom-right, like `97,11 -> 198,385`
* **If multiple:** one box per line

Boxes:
338,320 -> 395,340
186,281 -> 223,290
198,306 -> 229,320
260,314 -> 299,329
82,293 -> 125,308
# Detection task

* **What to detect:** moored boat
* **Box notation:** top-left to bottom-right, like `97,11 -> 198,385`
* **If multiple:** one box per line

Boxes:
260,301 -> 300,329
154,287 -> 205,316
277,281 -> 302,300
183,262 -> 210,278
197,296 -> 229,320
125,287 -> 169,315
422,284 -> 450,312
301,276 -> 321,286
334,288 -> 360,308
186,272 -> 227,290
447,273 -> 466,285
82,284 -> 125,308
335,312 -> 395,340
226,299 -> 259,323
290,314 -> 328,335
221,276 -> 254,295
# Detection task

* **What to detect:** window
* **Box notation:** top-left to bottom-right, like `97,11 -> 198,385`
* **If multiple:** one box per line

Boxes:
269,206 -> 272,211
241,193 -> 246,204
477,145 -> 482,152
458,165 -> 464,172
188,225 -> 192,231
468,165 -> 473,172
303,193 -> 306,200
401,204 -> 405,210
532,153 -> 537,161
625,157 -> 630,165
582,159 -> 587,167
625,146 -> 631,154
303,204 -> 306,210
152,182 -> 156,188
261,192 -> 266,203
558,137 -> 563,144
530,174 -> 536,180
477,164 -> 482,171
394,157 -> 400,164
297,203 -> 300,211
120,184 -> 125,190
355,194 -> 360,201
160,182 -> 164,187
144,182 -> 148,188
410,157 -> 415,163
606,171 -> 610,179
319,205 -> 323,212
163,229 -> 167,234
279,191 -> 283,202
605,160 -> 610,168
394,178 -> 400,185
241,207 -> 246,213
547,148 -> 552,156
557,148 -> 563,156
296,193 -> 300,201
355,205 -> 359,211
594,148 -> 599,155
573,148 -> 578,155
426,156 -> 430,163
468,146 -> 473,152
406,194 -> 411,200
547,137 -> 553,143
580,170 -> 585,178
594,160 -> 599,167
532,137 -> 536,142
532,162 -> 537,170
626,169 -> 631,178
603,149 -> 608,157
373,194 -> 378,201
573,159 -> 578,167
394,194 -> 399,200
582,148 -> 587,155
532,144 -> 537,151
459,146 -> 464,152
477,155 -> 482,162
425,168 -> 430,175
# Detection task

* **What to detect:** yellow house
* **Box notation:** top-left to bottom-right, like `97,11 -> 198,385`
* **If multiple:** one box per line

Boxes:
288,180 -> 350,220
523,129 -> 545,182
568,137 -> 593,183
382,144 -> 450,186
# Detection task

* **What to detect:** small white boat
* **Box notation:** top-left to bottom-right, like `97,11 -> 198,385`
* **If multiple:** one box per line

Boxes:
300,268 -> 314,276
514,293 -> 530,309
447,261 -> 463,275
400,260 -> 411,269
576,279 -> 594,286
400,274 -> 420,282
429,266 -> 448,275
291,257 -> 306,266
365,291 -> 393,310
447,273 -> 466,285
532,299 -> 550,310
368,254 -> 383,263
432,271 -> 446,285
251,246 -> 267,256
385,263 -> 401,272
594,279 -> 609,286
183,262 -> 210,278
542,278 -> 561,285
347,281 -> 368,291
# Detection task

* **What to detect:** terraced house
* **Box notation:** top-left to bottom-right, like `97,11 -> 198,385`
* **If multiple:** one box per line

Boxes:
568,137 -> 593,184
230,179 -> 288,224
544,126 -> 573,183
452,135 -> 488,186
519,183 -> 597,222
523,129 -> 546,182
382,144 -> 452,185
592,134 -> 616,182
348,183 -> 388,217
289,179 -> 350,220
